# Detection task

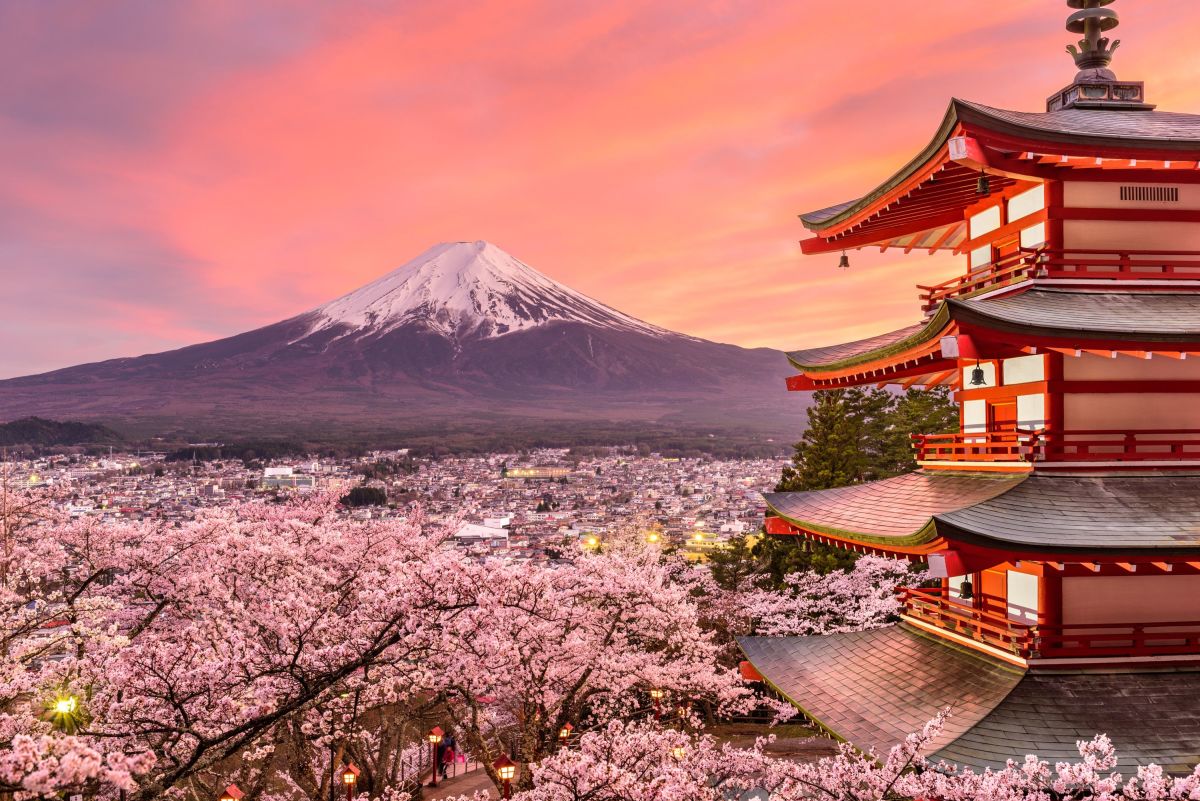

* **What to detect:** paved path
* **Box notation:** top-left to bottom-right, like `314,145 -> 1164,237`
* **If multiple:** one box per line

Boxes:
422,764 -> 498,800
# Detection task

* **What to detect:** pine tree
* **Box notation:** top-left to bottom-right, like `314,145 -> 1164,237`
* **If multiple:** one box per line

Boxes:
775,389 -> 869,492
875,386 -> 960,477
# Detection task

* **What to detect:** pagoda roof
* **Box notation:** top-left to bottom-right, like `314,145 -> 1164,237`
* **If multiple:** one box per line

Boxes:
949,288 -> 1200,342
767,472 -> 1200,554
786,322 -> 930,371
763,472 -> 1024,547
737,627 -> 1023,755
939,474 -> 1200,553
799,99 -> 1200,253
789,288 -> 1200,379
740,625 -> 1200,772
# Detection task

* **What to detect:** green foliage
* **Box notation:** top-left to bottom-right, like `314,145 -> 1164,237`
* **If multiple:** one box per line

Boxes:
339,486 -> 389,508
705,534 -> 859,593
776,387 -> 958,492
751,536 -> 858,588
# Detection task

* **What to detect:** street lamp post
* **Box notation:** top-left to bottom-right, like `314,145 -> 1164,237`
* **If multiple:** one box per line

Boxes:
427,727 -> 444,788
557,722 -> 574,744
649,688 -> 664,721
341,762 -> 360,801
493,755 -> 517,800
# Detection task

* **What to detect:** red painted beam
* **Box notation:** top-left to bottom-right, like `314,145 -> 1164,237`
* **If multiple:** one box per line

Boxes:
1052,207 -> 1200,223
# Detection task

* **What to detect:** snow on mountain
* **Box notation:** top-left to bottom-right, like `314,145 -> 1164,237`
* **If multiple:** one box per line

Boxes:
301,240 -> 679,342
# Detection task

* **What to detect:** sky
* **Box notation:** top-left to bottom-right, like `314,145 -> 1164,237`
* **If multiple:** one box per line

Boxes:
4,0 -> 1200,379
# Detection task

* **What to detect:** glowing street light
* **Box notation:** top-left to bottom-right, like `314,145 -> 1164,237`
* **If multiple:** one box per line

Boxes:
218,784 -> 244,801
341,762 -> 360,801
645,532 -> 661,544
558,722 -> 574,742
46,694 -> 85,735
670,746 -> 687,761
493,755 -> 517,799
649,688 -> 664,720
427,727 -> 444,788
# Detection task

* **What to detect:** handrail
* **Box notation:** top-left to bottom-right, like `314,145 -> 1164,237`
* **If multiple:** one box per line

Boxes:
911,432 -> 1037,463
902,587 -> 1200,660
918,247 -> 1200,312
900,587 -> 1036,656
913,430 -> 1200,464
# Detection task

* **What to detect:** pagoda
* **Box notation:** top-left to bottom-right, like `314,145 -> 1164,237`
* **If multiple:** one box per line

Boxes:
739,1 -> 1200,772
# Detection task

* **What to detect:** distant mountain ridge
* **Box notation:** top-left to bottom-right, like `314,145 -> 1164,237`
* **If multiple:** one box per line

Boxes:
0,241 -> 806,440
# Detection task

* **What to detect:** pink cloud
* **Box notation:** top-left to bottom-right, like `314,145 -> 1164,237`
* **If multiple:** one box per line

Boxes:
2,0 -> 1199,378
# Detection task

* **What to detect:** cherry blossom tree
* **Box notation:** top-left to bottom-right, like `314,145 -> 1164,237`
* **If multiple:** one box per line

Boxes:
422,545 -> 754,793
480,710 -> 1200,801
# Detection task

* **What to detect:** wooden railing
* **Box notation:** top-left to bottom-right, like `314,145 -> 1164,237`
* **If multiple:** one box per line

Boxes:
913,430 -> 1200,464
1036,622 -> 1200,659
902,588 -> 1200,660
918,247 -> 1200,312
911,432 -> 1036,463
900,587 -> 1037,657
1031,429 -> 1200,462
918,250 -> 1036,313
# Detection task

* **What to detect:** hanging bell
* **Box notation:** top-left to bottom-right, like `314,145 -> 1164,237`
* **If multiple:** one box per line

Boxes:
838,251 -> 851,270
969,361 -> 987,386
959,578 -> 974,600
976,171 -> 992,197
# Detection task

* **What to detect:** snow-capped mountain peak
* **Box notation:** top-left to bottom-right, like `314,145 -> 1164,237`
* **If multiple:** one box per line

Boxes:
303,240 -> 674,341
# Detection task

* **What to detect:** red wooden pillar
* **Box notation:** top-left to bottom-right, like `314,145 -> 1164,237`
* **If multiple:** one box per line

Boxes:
1046,180 -> 1065,250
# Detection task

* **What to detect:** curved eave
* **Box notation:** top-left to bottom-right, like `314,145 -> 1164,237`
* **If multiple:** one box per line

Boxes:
768,506 -> 942,551
801,98 -> 1200,236
787,304 -> 951,374
800,100 -> 963,232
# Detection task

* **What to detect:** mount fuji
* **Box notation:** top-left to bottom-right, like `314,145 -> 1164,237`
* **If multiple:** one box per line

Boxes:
0,242 -> 805,441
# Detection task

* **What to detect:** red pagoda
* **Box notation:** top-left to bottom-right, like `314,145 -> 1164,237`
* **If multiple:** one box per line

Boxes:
740,0 -> 1200,771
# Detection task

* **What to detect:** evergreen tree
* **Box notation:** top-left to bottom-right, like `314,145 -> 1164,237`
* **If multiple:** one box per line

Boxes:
775,389 -> 870,492
875,386 -> 960,477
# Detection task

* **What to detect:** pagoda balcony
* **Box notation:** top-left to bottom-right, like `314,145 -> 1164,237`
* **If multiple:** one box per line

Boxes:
918,248 -> 1200,314
913,429 -> 1200,467
901,588 -> 1200,662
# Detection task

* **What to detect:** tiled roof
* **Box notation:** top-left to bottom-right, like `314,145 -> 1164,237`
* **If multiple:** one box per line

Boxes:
738,626 -> 1024,755
788,289 -> 1200,377
741,626 -> 1200,772
785,323 -> 929,370
936,670 -> 1200,773
958,99 -> 1200,146
763,472 -> 1026,542
954,289 -> 1200,341
937,474 -> 1200,552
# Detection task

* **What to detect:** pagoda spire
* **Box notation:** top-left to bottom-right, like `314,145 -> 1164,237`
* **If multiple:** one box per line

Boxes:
1047,0 -> 1152,112
1065,0 -> 1120,79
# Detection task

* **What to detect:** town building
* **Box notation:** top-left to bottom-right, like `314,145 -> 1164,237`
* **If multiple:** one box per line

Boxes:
740,1 -> 1200,772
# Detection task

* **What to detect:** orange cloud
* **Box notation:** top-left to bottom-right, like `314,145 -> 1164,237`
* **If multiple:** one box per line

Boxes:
2,0 -> 1200,378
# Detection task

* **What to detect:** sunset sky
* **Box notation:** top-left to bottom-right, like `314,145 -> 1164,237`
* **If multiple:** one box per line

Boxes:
4,1 -> 1200,378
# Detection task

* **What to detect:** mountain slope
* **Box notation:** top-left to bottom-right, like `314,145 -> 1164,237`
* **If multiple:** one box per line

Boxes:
0,241 -> 805,440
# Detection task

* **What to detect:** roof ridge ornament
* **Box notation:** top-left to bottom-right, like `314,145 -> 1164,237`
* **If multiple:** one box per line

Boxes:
1047,0 -> 1153,112
1065,0 -> 1120,78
